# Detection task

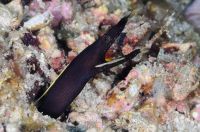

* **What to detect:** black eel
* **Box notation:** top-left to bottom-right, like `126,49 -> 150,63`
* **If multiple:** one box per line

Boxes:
36,15 -> 140,118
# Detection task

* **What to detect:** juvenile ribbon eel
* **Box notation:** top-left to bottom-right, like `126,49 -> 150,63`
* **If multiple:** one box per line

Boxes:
36,14 -> 140,118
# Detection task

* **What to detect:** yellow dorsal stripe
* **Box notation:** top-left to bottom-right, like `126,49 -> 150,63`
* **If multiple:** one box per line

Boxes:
35,65 -> 68,104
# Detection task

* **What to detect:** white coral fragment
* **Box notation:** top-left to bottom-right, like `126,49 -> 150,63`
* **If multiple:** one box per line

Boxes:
24,11 -> 53,31
0,4 -> 14,32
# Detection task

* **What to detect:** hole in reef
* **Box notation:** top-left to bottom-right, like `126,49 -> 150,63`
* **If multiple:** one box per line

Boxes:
111,62 -> 133,87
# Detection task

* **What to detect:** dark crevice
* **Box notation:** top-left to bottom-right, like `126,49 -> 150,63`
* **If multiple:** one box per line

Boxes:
111,62 -> 134,87
148,43 -> 160,57
54,24 -> 72,56
0,0 -> 12,4
21,0 -> 33,6
59,106 -> 72,122
2,123 -> 6,132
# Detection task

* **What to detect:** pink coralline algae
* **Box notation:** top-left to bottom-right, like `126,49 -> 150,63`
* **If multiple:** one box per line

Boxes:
47,0 -> 73,26
166,101 -> 189,114
29,0 -> 73,27
50,52 -> 65,71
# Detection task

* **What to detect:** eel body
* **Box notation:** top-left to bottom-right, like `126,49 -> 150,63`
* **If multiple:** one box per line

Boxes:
36,15 -> 140,118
